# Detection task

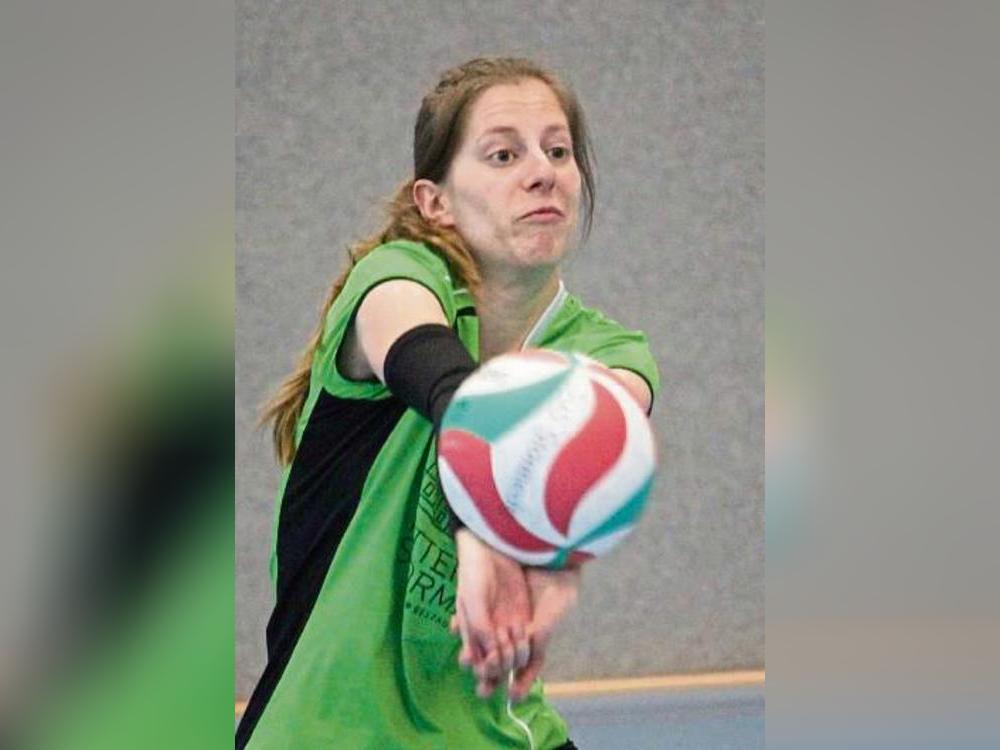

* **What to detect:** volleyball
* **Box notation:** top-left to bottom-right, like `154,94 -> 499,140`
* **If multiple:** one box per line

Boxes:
437,349 -> 657,569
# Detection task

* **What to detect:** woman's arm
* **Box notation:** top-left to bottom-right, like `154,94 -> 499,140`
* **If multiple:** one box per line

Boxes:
510,565 -> 582,701
349,280 -> 533,697
345,279 -> 450,380
612,367 -> 653,413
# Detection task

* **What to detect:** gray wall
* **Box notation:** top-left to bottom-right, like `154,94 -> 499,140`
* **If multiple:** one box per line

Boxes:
236,0 -> 763,699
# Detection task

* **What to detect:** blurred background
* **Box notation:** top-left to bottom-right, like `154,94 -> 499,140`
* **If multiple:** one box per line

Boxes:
767,2 -> 1000,746
1,1 -> 234,748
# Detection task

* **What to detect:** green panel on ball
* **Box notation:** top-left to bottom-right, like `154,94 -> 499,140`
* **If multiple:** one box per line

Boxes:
549,548 -> 570,570
574,473 -> 655,549
441,366 -> 573,442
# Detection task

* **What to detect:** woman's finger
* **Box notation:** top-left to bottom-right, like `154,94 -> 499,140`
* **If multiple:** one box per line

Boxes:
495,626 -> 515,675
457,632 -> 474,669
509,648 -> 544,702
476,641 -> 501,682
456,601 -> 483,669
476,673 -> 500,699
459,592 -> 498,672
511,622 -> 531,671
509,625 -> 551,702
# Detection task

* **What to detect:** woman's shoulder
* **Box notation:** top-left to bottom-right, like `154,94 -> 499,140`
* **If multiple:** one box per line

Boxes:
551,292 -> 651,343
541,292 -> 661,394
313,240 -> 460,397
339,239 -> 461,315
354,239 -> 454,283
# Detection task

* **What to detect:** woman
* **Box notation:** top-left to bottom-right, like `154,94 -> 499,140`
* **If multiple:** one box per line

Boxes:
238,57 -> 659,749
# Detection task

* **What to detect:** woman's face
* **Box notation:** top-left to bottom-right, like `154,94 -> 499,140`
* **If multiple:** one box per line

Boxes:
439,79 -> 582,277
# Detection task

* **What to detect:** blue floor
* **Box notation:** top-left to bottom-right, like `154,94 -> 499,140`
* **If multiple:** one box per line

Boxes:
548,685 -> 764,750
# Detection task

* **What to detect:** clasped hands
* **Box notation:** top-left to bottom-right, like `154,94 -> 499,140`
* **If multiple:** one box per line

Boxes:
450,528 -> 581,702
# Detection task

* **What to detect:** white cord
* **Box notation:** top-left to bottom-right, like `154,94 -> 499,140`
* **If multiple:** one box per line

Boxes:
505,671 -> 536,750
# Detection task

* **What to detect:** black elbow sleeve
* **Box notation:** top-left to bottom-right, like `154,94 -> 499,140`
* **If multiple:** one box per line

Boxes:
382,323 -> 478,433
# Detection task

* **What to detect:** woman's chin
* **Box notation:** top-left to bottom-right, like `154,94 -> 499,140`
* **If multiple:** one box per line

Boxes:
518,234 -> 569,266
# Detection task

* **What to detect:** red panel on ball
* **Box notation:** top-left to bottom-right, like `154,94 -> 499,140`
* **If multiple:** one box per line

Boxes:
439,429 -> 557,553
544,379 -> 627,535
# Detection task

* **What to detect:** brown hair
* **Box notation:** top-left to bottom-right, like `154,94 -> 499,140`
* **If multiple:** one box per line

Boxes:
261,57 -> 596,465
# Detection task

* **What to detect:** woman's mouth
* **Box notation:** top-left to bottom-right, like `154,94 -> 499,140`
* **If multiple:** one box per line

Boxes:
520,207 -> 565,223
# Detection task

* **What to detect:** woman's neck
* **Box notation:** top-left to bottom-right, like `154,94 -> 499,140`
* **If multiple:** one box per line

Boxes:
474,267 -> 560,361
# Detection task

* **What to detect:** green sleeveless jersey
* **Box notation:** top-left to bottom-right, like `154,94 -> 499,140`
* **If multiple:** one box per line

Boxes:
240,241 -> 660,749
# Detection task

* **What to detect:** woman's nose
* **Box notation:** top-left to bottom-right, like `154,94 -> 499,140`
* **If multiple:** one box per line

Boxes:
521,148 -> 557,192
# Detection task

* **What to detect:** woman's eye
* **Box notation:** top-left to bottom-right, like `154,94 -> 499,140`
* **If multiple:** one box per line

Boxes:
549,146 -> 570,159
489,149 -> 515,164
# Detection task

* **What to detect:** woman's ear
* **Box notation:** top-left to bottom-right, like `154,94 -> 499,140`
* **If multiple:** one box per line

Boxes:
413,179 -> 455,228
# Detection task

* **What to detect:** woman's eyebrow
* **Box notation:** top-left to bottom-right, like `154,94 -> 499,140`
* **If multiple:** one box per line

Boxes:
475,124 -> 570,143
